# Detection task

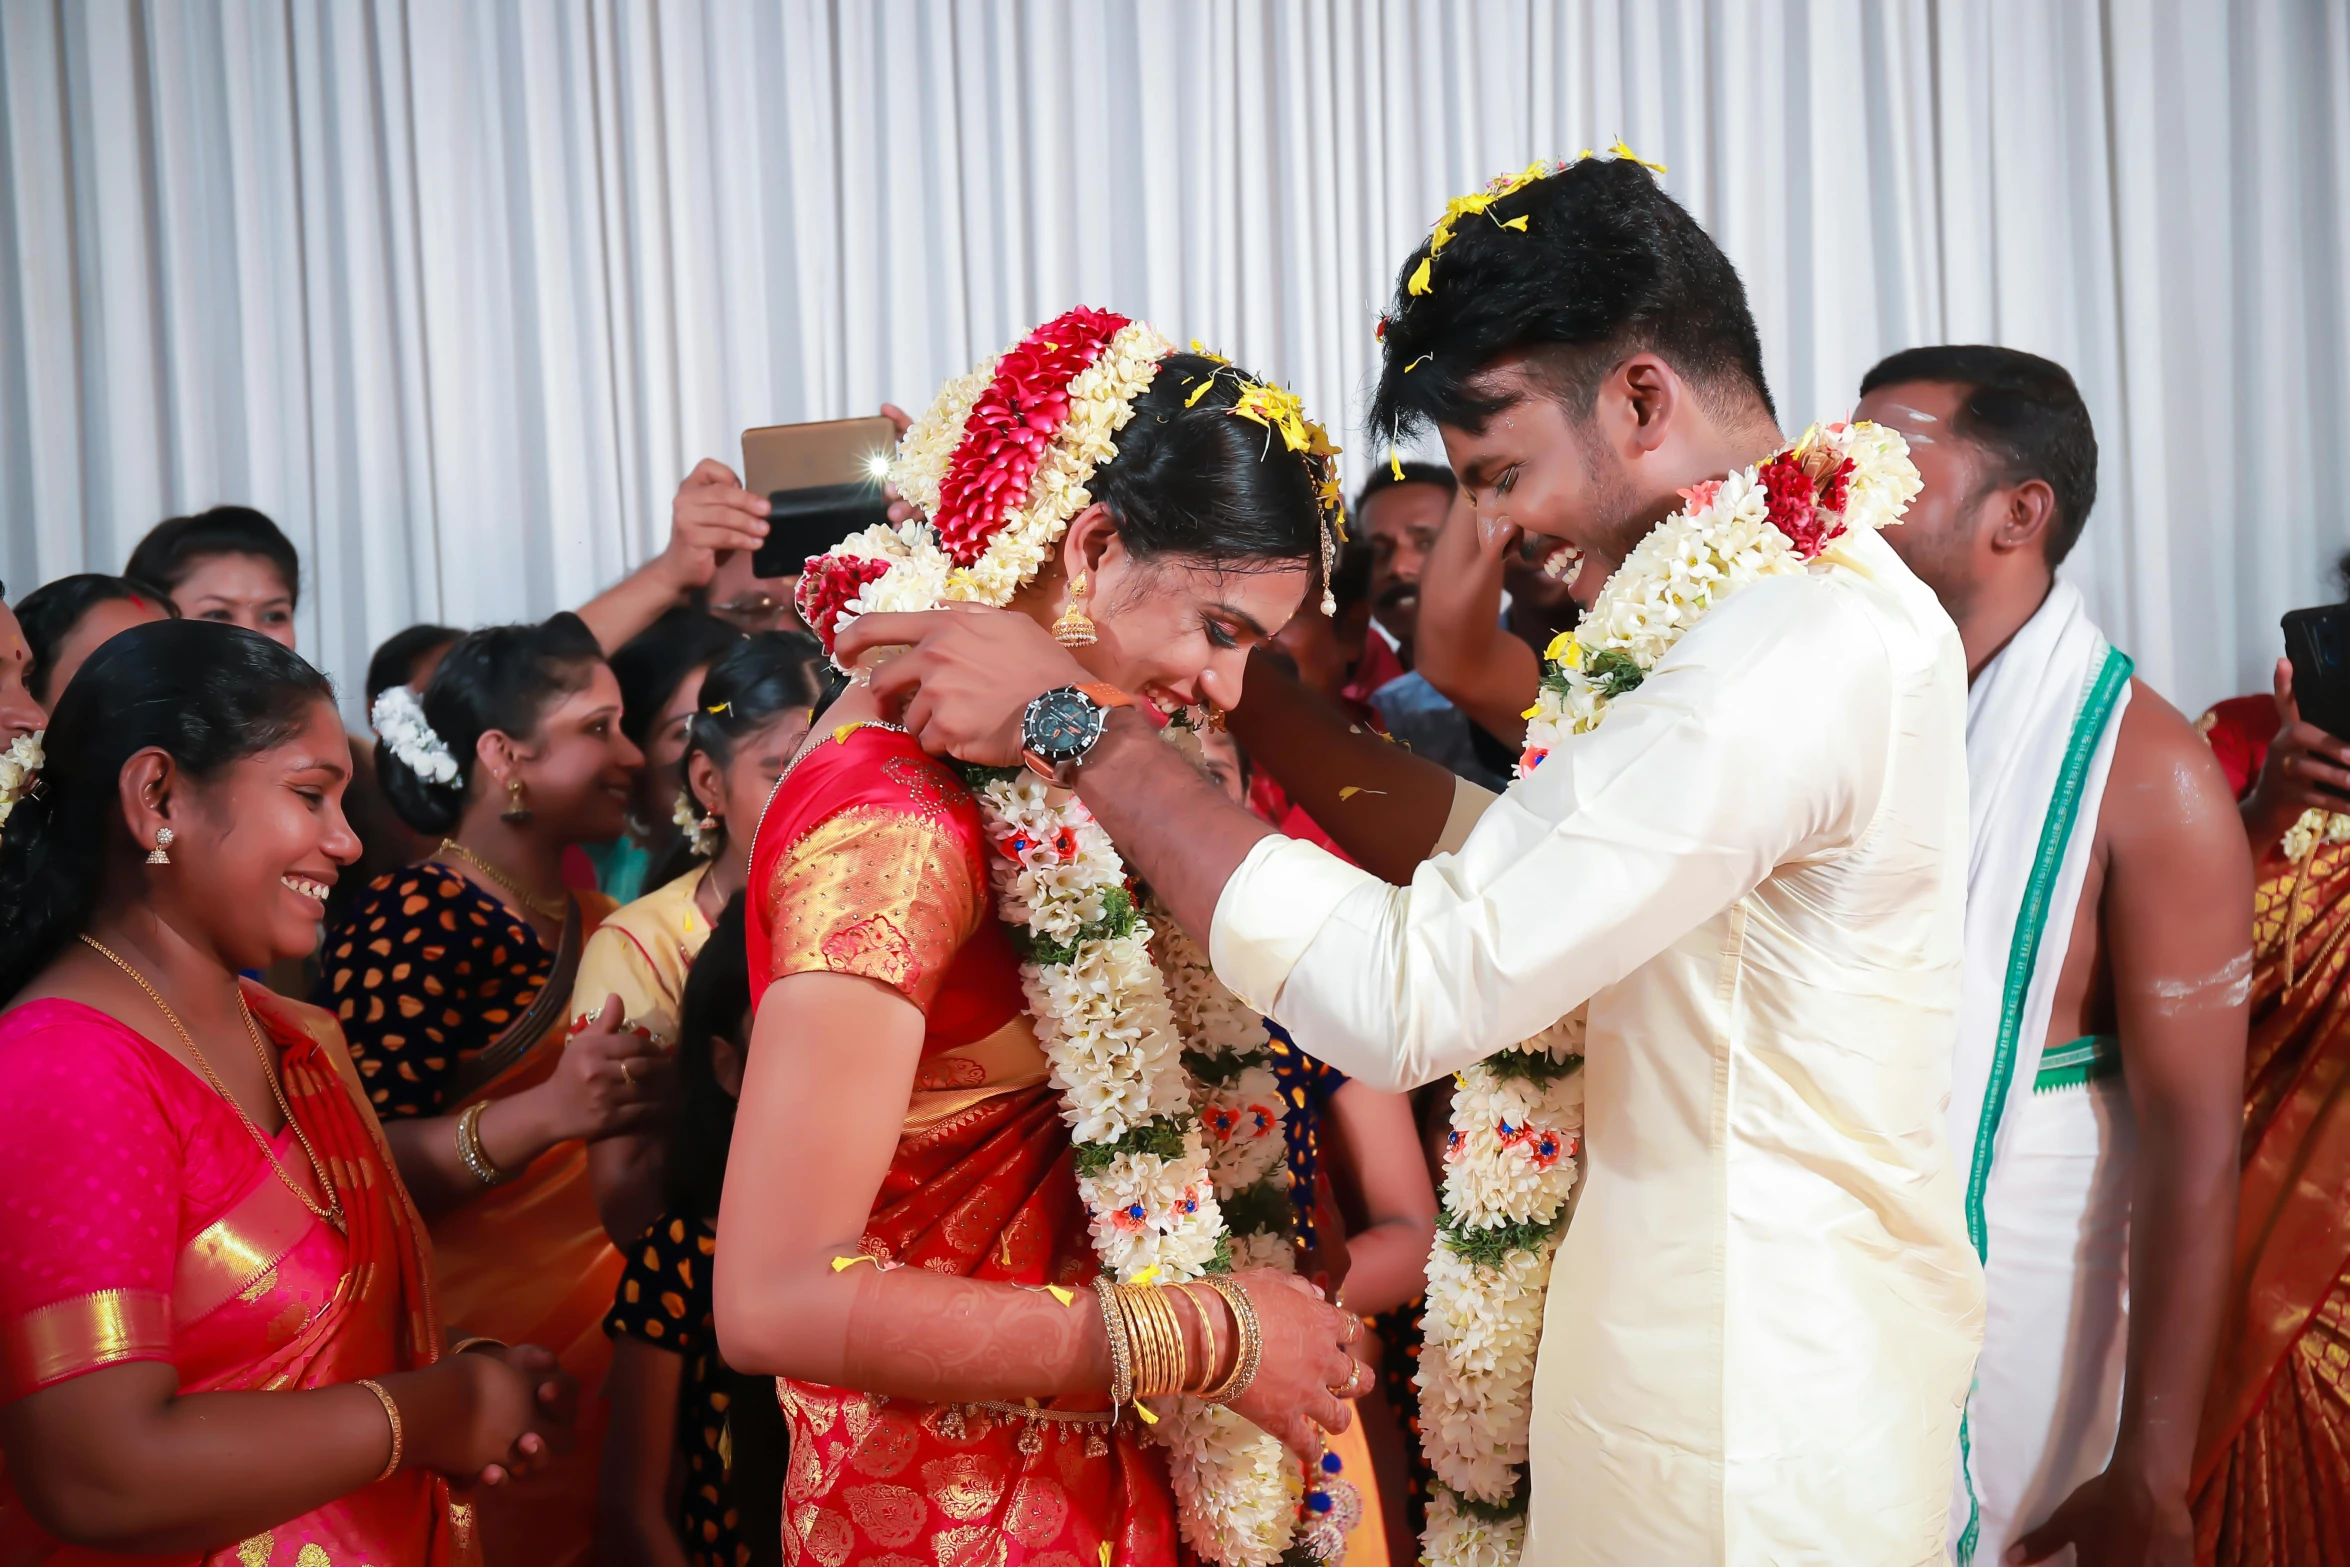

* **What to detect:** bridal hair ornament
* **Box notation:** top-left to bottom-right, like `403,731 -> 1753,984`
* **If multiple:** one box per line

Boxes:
370,685 -> 460,787
794,305 -> 1348,659
673,787 -> 718,859
0,730 -> 44,836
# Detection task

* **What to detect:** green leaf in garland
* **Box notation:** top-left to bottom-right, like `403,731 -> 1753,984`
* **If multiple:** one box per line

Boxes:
1434,1476 -> 1529,1521
1182,1048 -> 1256,1087
1437,1210 -> 1564,1267
1492,1049 -> 1584,1087
1585,646 -> 1645,698
1071,1116 -> 1192,1177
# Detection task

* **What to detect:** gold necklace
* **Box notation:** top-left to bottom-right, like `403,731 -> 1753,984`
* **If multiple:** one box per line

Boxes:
78,935 -> 347,1234
436,839 -> 569,922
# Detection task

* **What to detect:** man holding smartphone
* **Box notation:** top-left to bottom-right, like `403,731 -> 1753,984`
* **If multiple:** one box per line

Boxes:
1853,346 -> 2251,1567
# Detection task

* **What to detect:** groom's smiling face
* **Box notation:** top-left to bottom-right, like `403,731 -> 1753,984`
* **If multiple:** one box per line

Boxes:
1436,355 -> 1645,608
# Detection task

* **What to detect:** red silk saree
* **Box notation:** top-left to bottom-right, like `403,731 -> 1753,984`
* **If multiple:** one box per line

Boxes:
2191,699 -> 2350,1564
0,984 -> 474,1565
746,723 -> 1179,1567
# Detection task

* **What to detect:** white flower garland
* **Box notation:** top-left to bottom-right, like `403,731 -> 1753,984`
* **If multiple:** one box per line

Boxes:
817,315 -> 1315,1565
0,730 -> 43,834
370,685 -> 459,785
2281,806 -> 2350,864
1418,421 -> 1921,1567
968,767 -> 1304,1565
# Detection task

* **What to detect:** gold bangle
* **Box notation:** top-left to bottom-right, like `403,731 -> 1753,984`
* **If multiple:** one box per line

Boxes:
355,1378 -> 403,1482
454,1103 -> 511,1187
1185,1285 -> 1223,1396
1198,1277 -> 1262,1405
1129,1285 -> 1187,1400
448,1335 -> 506,1357
1112,1286 -> 1167,1400
1092,1278 -> 1134,1408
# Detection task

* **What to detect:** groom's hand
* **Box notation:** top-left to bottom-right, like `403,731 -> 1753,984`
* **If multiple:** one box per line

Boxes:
836,607 -> 1090,768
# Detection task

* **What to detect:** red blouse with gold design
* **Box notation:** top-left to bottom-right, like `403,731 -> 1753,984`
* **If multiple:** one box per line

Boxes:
745,723 -> 1179,1567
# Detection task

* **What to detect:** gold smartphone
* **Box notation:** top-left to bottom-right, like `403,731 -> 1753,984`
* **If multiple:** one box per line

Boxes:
741,415 -> 899,577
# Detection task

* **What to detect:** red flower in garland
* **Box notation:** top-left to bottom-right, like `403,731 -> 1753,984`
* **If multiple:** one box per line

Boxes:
795,553 -> 892,652
1758,450 -> 1833,557
931,307 -> 1131,566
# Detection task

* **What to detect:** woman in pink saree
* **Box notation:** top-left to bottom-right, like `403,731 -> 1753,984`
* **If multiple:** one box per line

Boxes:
0,619 -> 575,1564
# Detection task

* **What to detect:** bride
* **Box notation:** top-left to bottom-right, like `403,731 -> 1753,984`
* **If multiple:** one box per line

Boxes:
713,308 -> 1371,1567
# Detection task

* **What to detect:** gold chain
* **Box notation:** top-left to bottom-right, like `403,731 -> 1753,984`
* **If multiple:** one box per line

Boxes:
742,719 -> 910,883
77,935 -> 347,1233
436,839 -> 569,922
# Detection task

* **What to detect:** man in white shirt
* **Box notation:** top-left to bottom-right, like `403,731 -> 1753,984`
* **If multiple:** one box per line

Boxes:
841,156 -> 1984,1564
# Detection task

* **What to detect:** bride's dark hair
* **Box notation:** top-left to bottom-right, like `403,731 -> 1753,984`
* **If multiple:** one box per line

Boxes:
0,619 -> 334,1000
1087,352 -> 1328,572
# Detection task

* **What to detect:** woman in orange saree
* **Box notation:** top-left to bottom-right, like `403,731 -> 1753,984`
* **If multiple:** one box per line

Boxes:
324,614 -> 669,1567
0,619 -> 571,1563
714,313 -> 1374,1567
2192,675 -> 2350,1561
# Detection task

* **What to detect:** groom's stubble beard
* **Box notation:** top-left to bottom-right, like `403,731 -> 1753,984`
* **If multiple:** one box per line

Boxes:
1573,421 -> 1654,594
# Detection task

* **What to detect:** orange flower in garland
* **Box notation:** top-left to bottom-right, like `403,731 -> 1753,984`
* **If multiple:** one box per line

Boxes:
932,306 -> 1131,565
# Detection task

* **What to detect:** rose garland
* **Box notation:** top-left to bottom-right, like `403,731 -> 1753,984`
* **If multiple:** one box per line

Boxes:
1416,419 -> 1922,1567
794,309 -> 1347,1565
0,730 -> 43,836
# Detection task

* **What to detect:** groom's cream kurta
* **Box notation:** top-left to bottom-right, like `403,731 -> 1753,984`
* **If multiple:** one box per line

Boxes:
1212,527 -> 1985,1564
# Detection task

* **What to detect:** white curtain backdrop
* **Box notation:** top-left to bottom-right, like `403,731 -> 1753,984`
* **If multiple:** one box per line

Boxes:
1,0 -> 2342,721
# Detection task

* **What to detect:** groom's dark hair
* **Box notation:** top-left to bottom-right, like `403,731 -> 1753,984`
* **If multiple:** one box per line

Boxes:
1368,157 -> 1773,444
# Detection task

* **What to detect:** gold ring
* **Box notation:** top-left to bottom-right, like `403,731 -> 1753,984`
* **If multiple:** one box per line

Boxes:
620,1059 -> 635,1086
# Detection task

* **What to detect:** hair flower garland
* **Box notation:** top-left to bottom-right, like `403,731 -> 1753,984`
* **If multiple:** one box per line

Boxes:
0,730 -> 44,834
801,309 -> 1346,1564
1420,419 -> 1920,1567
370,685 -> 459,786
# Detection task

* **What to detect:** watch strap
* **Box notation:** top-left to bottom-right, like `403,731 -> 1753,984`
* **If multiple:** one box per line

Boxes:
1074,682 -> 1134,710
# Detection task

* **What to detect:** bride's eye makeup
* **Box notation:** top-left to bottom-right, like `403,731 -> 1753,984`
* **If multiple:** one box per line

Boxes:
1203,618 -> 1240,650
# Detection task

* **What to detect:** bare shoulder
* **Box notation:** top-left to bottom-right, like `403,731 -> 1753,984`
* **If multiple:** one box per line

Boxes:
2102,677 -> 2251,864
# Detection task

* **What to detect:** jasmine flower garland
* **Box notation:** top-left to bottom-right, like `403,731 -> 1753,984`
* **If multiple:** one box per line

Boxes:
1420,419 -> 1921,1567
0,730 -> 43,835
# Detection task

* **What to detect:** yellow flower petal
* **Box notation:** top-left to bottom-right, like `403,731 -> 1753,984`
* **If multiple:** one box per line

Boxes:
1046,1284 -> 1074,1305
1390,451 -> 1405,481
1408,255 -> 1433,296
1186,376 -> 1215,408
830,1254 -> 877,1272
1501,215 -> 1529,232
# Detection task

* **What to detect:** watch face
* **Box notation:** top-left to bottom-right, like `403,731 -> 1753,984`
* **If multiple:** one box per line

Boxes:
1025,687 -> 1103,761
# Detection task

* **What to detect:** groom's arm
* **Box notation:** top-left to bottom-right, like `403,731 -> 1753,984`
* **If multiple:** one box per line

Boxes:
1225,648 -> 1477,883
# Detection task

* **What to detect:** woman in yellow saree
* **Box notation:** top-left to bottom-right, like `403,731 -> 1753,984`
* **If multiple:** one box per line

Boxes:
322,614 -> 668,1567
0,619 -> 572,1564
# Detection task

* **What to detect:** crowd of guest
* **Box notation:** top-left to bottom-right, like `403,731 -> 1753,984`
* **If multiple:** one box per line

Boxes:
0,328 -> 2339,1567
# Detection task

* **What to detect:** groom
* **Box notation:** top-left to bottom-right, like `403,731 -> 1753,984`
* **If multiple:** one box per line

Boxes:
841,158 -> 1983,1563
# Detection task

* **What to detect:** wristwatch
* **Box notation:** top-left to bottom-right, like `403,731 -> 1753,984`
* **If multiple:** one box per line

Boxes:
1021,683 -> 1135,783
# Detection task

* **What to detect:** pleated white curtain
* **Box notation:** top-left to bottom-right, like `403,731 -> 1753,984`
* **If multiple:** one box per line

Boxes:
1,0 -> 2342,720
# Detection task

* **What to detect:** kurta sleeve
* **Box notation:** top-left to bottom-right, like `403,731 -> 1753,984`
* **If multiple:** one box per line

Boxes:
760,804 -> 987,1014
1210,573 -> 1898,1090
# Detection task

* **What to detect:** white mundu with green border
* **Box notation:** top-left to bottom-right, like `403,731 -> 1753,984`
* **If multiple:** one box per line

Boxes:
1946,577 -> 2137,1564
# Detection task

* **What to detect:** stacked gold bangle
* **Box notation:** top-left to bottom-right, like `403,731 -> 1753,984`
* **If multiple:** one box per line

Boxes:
1092,1276 -> 1264,1409
454,1103 -> 512,1187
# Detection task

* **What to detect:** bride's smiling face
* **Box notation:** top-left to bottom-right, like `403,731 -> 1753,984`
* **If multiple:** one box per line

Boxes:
1037,504 -> 1313,716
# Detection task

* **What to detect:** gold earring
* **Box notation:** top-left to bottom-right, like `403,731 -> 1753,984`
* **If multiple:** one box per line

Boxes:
1053,571 -> 1099,648
501,776 -> 533,825
146,826 -> 175,866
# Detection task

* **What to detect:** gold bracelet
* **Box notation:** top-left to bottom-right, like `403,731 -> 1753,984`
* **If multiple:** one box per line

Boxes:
454,1103 -> 511,1187
1198,1277 -> 1262,1405
1185,1284 -> 1223,1396
1092,1278 -> 1135,1407
448,1335 -> 507,1357
1128,1285 -> 1188,1399
1113,1285 -> 1169,1400
355,1378 -> 403,1482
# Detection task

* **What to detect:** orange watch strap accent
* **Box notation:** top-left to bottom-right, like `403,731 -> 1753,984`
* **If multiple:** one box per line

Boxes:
1074,682 -> 1134,710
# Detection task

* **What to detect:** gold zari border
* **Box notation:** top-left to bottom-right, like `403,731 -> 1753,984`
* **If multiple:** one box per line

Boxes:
1,1288 -> 172,1400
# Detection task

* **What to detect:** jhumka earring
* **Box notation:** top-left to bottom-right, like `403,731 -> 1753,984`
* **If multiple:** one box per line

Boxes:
501,776 -> 533,825
1052,572 -> 1099,648
146,826 -> 175,866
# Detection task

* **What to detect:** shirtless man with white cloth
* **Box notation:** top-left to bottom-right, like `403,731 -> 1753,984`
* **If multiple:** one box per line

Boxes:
840,157 -> 1984,1563
1854,347 -> 2249,1567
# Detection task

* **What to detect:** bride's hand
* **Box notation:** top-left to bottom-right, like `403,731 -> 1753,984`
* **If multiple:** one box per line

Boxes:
1220,1268 -> 1374,1461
